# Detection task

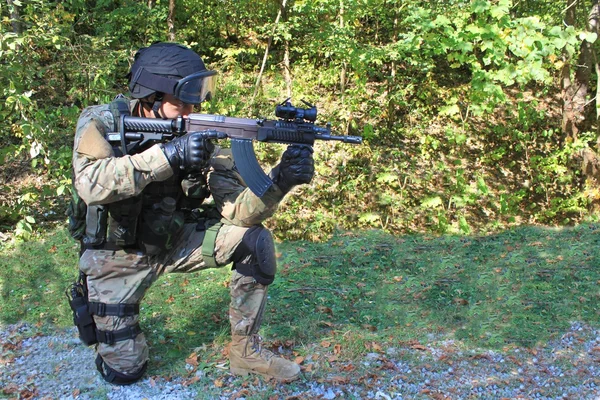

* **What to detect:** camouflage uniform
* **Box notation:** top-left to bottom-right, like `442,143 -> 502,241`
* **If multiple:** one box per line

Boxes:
72,101 -> 297,380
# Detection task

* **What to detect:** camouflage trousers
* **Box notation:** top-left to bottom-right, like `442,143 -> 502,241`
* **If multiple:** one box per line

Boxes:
79,221 -> 270,376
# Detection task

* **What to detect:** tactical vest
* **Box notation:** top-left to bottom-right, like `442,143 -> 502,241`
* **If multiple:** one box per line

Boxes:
67,97 -> 210,254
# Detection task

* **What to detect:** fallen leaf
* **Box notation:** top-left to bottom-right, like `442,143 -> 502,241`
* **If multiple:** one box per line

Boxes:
316,306 -> 333,314
329,376 -> 349,384
453,298 -> 469,306
19,388 -> 38,400
48,245 -> 57,253
294,356 -> 305,364
72,389 -> 80,397
185,353 -> 199,367
214,378 -> 224,387
411,344 -> 427,351
341,363 -> 355,372
362,324 -> 377,332
230,389 -> 250,399
334,344 -> 342,354
166,295 -> 175,304
320,341 -> 331,348
183,376 -> 200,386
381,361 -> 398,370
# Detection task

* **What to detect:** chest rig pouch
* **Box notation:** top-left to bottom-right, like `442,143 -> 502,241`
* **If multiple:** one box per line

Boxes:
104,96 -> 146,248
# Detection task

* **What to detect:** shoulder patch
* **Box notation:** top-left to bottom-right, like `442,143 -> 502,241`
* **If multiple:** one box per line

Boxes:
75,120 -> 114,159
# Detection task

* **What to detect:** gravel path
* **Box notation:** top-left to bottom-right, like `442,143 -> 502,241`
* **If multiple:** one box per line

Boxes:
1,323 -> 599,399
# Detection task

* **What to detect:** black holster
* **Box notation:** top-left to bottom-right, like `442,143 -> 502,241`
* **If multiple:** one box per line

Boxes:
66,272 -> 97,346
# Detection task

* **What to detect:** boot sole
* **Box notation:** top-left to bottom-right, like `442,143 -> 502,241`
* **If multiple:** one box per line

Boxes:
230,366 -> 300,383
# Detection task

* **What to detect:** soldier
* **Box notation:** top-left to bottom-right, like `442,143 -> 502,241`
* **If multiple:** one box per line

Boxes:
67,42 -> 314,384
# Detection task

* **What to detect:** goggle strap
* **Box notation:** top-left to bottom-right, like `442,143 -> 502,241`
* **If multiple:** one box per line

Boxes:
135,69 -> 177,95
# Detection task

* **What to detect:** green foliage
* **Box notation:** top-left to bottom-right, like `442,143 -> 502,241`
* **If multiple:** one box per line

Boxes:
0,0 -> 598,239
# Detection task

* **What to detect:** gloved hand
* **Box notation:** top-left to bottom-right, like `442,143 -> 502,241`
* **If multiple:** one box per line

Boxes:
161,132 -> 214,172
271,144 -> 314,194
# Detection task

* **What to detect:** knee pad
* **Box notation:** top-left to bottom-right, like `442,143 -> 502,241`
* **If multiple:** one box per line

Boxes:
232,226 -> 277,285
96,354 -> 147,385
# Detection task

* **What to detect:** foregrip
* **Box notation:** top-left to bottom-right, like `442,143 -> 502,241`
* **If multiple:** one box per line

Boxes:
257,122 -> 319,145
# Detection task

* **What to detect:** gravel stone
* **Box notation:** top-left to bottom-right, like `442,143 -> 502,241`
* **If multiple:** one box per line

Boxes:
1,323 -> 599,399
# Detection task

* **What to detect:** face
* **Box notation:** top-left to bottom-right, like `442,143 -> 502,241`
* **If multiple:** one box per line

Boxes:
159,93 -> 195,118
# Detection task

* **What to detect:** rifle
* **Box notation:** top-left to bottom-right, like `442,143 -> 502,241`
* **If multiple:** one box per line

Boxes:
106,100 -> 362,197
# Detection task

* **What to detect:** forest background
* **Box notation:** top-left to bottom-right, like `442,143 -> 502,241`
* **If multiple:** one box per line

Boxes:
2,0 -> 600,241
2,1 -> 600,396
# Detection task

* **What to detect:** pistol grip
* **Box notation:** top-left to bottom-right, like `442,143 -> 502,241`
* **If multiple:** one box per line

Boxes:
231,139 -> 273,198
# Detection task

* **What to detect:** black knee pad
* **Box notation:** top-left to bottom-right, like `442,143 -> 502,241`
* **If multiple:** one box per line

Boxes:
232,226 -> 277,285
95,354 -> 147,385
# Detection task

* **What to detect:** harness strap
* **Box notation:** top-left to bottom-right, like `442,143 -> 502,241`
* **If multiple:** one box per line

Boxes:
201,220 -> 222,268
96,323 -> 142,345
88,302 -> 140,317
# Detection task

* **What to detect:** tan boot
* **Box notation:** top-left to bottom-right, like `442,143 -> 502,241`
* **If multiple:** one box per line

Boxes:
229,334 -> 300,382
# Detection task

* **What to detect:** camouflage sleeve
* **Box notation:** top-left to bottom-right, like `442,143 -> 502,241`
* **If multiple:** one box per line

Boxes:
72,107 -> 173,206
208,147 -> 285,227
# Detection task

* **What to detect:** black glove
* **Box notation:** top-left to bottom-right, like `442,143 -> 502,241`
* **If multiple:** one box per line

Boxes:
161,132 -> 214,172
271,144 -> 315,194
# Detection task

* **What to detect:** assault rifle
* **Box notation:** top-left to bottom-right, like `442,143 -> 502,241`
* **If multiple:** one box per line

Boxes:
106,100 -> 362,197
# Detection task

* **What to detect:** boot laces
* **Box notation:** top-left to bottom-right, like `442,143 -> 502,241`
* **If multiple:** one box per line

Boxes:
248,334 -> 275,361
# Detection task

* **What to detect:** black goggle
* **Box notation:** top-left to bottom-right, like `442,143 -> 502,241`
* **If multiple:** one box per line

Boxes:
174,70 -> 217,105
134,69 -> 217,105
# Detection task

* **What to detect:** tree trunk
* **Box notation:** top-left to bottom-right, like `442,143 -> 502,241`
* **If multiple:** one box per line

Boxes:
168,0 -> 176,41
569,1 -> 600,181
252,0 -> 288,103
282,2 -> 292,98
283,40 -> 292,98
6,0 -> 22,34
148,0 -> 156,8
562,0 -> 598,142
339,0 -> 346,99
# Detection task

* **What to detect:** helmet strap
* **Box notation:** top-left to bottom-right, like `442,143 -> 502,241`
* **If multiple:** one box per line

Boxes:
151,93 -> 164,119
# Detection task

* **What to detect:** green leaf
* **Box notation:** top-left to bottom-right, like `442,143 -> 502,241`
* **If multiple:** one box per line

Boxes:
359,213 -> 381,225
421,196 -> 443,209
580,31 -> 597,43
433,15 -> 452,27
439,104 -> 461,116
458,216 -> 471,234
376,172 -> 398,184
477,176 -> 489,195
471,0 -> 490,14
363,124 -> 375,139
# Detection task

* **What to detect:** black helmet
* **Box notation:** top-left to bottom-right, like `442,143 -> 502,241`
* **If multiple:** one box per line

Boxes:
128,42 -> 217,105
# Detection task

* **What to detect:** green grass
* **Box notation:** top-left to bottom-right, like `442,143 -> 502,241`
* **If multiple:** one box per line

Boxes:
1,223 -> 599,383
